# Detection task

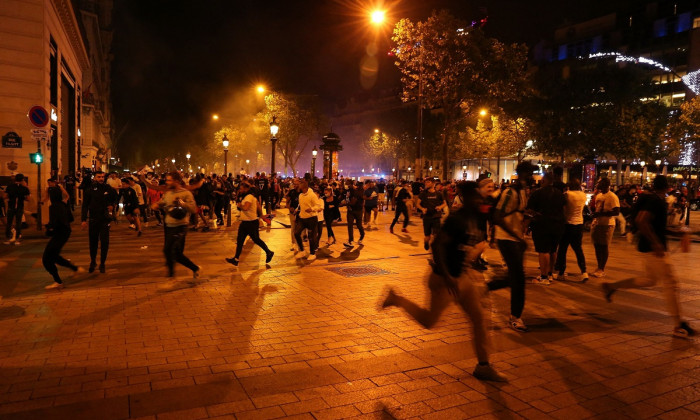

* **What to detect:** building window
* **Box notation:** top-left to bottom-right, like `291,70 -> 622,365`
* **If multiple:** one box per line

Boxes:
693,17 -> 700,29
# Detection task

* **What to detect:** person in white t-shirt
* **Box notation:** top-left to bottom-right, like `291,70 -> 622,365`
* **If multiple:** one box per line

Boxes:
225,182 -> 274,267
590,178 -> 620,278
554,178 -> 588,281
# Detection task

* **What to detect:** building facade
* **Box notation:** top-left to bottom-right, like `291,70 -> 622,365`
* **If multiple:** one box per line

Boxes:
0,0 -> 112,222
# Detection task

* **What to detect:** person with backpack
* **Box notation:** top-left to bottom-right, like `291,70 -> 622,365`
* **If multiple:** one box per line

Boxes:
602,175 -> 695,338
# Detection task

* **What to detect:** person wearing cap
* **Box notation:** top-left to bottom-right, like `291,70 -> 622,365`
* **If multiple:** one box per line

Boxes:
42,177 -> 84,289
602,175 -> 695,338
486,161 -> 534,332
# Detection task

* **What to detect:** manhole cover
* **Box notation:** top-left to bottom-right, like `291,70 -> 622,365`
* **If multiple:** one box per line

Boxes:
325,265 -> 391,278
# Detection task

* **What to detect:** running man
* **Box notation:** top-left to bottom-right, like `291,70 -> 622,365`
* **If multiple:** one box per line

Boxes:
153,172 -> 202,279
389,180 -> 411,234
380,182 -> 507,382
225,181 -> 274,266
417,178 -> 447,250
602,175 -> 695,338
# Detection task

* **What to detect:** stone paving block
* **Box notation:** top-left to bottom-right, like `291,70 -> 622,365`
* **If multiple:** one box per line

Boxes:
1,396 -> 128,420
239,364 -> 345,397
129,380 -> 248,418
333,352 -> 428,381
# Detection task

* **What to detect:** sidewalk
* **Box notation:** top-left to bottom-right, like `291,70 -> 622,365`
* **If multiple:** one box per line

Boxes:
0,209 -> 698,419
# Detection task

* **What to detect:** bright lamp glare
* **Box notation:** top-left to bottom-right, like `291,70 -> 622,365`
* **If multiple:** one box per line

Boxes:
256,85 -> 265,94
371,10 -> 385,24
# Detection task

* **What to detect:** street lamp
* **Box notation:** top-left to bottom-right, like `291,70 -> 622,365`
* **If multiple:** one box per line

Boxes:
256,85 -> 265,94
212,114 -> 219,121
462,164 -> 467,179
171,158 -> 175,170
245,159 -> 250,174
479,109 -> 488,117
222,135 -> 229,175
311,146 -> 318,177
270,116 -> 279,174
371,10 -> 386,25
186,152 -> 191,172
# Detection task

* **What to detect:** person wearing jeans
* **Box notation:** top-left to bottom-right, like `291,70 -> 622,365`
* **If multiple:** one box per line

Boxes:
343,181 -> 365,248
486,161 -> 534,332
155,172 -> 202,279
591,178 -> 619,278
4,174 -> 30,244
294,180 -> 322,261
555,178 -> 588,281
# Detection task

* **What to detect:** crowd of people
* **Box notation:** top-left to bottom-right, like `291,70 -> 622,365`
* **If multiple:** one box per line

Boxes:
0,164 -> 697,381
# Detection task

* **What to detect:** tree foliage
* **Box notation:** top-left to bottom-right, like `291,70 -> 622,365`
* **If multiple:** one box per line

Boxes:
391,10 -> 529,178
254,93 -> 326,175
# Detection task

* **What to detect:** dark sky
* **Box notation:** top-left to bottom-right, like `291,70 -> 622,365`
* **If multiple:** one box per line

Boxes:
111,0 -> 637,166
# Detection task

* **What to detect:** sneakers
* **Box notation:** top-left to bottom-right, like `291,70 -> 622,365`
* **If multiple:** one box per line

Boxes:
225,257 -> 239,266
401,228 -> 408,233
3,239 -> 14,245
45,282 -> 64,290
295,251 -> 307,259
389,227 -> 394,234
265,251 -> 274,263
193,266 -> 202,278
591,269 -> 605,278
424,241 -> 429,251
673,322 -> 696,338
343,241 -> 353,248
99,264 -> 106,274
290,245 -> 297,251
529,276 -> 550,285
581,272 -> 589,283
13,241 -> 21,246
509,316 -> 528,332
327,238 -> 336,245
137,230 -> 142,237
473,363 -> 508,382
358,238 -> 364,245
601,282 -> 615,303
88,262 -> 97,273
307,254 -> 316,261
129,224 -> 136,230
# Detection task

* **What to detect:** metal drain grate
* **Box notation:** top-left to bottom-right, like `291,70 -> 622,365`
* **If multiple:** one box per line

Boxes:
325,265 -> 391,278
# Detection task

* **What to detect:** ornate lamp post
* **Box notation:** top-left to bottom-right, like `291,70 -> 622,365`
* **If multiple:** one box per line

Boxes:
171,158 -> 176,171
186,152 -> 191,173
269,116 -> 279,174
222,135 -> 229,175
311,146 -> 318,177
245,159 -> 250,174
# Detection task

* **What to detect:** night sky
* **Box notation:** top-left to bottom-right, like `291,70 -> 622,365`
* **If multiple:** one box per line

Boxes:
111,0 -> 637,167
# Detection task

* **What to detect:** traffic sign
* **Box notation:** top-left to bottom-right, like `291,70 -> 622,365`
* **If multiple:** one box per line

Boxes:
28,105 -> 49,128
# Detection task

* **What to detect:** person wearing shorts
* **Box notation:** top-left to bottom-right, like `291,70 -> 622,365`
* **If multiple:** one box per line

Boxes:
526,173 -> 565,284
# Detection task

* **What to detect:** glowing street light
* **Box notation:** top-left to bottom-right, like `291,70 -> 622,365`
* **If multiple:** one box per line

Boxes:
374,128 -> 380,134
311,146 -> 318,176
269,116 -> 279,174
371,10 -> 386,25
212,114 -> 220,121
479,109 -> 488,117
222,134 -> 229,175
256,84 -> 266,94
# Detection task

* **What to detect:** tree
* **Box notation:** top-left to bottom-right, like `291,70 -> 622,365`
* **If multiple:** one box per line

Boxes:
208,126 -> 250,173
392,10 -> 529,179
670,96 -> 700,165
255,93 -> 326,176
362,130 -> 413,174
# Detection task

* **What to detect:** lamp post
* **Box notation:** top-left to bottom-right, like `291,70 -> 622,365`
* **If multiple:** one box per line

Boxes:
171,158 -> 176,171
222,135 -> 229,175
245,159 -> 250,174
462,164 -> 467,179
311,146 -> 318,177
269,116 -> 279,175
186,152 -> 191,173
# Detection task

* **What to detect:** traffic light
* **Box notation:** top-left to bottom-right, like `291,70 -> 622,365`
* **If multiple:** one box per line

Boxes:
29,152 -> 43,164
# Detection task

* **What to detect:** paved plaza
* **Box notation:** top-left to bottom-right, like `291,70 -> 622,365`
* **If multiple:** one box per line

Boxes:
0,210 -> 699,420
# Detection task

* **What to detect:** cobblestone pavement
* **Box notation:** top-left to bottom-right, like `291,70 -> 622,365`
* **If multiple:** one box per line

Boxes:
0,209 -> 698,420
